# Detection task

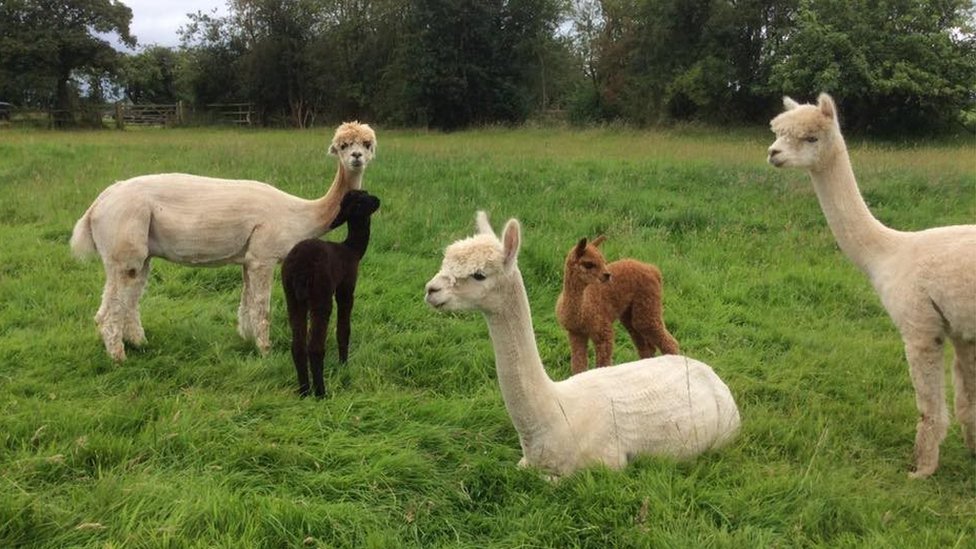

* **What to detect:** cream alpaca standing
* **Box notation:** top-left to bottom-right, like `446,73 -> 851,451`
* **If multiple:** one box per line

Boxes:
556,235 -> 679,374
424,212 -> 740,476
70,122 -> 376,361
768,94 -> 976,478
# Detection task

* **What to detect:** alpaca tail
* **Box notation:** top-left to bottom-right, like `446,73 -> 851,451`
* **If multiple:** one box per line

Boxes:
69,204 -> 98,260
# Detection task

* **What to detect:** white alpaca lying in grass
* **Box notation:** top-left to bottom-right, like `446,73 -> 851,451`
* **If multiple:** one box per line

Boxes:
70,121 -> 376,361
424,211 -> 740,476
768,93 -> 976,478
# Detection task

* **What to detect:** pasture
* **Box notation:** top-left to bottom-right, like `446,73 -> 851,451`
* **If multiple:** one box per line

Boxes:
0,126 -> 973,547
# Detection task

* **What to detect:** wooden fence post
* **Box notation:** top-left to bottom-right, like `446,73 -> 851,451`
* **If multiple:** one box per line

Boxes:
115,102 -> 124,130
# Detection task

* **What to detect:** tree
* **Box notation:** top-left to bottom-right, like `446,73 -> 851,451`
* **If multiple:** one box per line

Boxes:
769,0 -> 976,133
180,8 -> 248,109
0,0 -> 135,125
385,0 -> 567,129
122,46 -> 184,104
575,0 -> 799,125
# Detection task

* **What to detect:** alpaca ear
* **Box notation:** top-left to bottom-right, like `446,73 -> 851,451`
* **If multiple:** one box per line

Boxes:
475,211 -> 494,236
574,238 -> 587,258
329,143 -> 339,156
501,219 -> 521,271
817,93 -> 836,120
783,96 -> 800,110
590,235 -> 606,248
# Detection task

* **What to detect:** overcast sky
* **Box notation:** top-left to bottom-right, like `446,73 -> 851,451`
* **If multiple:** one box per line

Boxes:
122,0 -> 228,48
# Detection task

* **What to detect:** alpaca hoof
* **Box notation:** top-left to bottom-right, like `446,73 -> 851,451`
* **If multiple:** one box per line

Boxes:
908,470 -> 933,480
124,330 -> 147,346
908,464 -> 937,479
108,347 -> 126,363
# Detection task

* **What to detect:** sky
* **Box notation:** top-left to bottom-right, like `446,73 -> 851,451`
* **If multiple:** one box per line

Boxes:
121,0 -> 228,49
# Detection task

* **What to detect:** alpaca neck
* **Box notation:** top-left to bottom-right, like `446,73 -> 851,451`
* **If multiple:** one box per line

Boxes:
314,163 -> 364,231
557,267 -> 588,320
809,142 -> 900,276
342,217 -> 371,259
483,271 -> 563,437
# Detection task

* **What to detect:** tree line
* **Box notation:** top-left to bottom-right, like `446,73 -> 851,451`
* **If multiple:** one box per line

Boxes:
1,0 -> 974,133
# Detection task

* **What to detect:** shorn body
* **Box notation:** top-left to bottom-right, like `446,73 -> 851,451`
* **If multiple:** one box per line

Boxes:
425,212 -> 740,476
70,122 -> 376,361
768,93 -> 975,478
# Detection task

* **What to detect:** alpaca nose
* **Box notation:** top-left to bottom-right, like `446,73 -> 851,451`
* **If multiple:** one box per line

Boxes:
352,151 -> 363,159
768,146 -> 780,157
602,272 -> 611,283
425,284 -> 440,295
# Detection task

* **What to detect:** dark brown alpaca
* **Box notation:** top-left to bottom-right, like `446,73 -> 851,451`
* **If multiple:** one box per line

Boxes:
555,236 -> 679,375
281,190 -> 380,397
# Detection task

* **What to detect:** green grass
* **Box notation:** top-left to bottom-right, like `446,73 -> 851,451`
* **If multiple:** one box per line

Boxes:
0,126 -> 974,548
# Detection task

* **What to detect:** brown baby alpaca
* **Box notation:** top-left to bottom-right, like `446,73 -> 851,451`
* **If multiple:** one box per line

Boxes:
555,236 -> 679,375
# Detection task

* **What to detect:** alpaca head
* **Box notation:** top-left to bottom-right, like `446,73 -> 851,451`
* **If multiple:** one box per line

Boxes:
329,190 -> 381,229
767,93 -> 843,170
329,121 -> 376,173
565,236 -> 611,286
425,211 -> 522,314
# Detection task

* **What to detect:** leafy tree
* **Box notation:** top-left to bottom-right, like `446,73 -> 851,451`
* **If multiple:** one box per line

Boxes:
387,0 -> 566,129
578,0 -> 798,124
769,0 -> 976,133
0,0 -> 135,125
180,8 -> 249,110
122,46 -> 184,104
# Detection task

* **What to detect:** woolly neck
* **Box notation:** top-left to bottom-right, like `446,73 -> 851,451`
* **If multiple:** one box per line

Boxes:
557,263 -> 591,322
483,270 -> 564,439
314,162 -> 365,232
808,140 -> 901,278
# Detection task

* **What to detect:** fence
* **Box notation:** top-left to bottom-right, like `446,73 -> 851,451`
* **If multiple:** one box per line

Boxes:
114,102 -> 255,128
205,103 -> 254,126
0,102 -> 256,129
114,102 -> 184,128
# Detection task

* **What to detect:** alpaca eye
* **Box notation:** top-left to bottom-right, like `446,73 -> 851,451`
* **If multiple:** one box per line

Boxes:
581,261 -> 596,269
363,141 -> 372,149
804,136 -> 819,143
472,271 -> 487,281
340,143 -> 349,150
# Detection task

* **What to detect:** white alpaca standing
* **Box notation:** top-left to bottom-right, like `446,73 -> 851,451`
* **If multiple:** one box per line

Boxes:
424,212 -> 740,477
768,94 -> 976,478
70,122 -> 376,361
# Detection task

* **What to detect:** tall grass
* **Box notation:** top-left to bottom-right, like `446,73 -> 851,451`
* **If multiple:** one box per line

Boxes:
0,126 -> 973,547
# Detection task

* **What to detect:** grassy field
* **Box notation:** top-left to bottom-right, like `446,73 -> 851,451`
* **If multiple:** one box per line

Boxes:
0,125 -> 973,548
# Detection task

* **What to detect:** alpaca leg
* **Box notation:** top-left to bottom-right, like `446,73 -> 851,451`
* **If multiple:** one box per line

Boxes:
244,263 -> 274,354
648,320 -> 680,355
629,300 -> 679,355
96,272 -> 126,362
593,327 -> 615,368
950,336 -> 976,454
287,303 -> 310,397
620,310 -> 655,359
335,283 -> 355,364
905,338 -> 949,478
308,300 -> 332,398
237,266 -> 253,340
122,259 -> 150,346
568,332 -> 590,375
